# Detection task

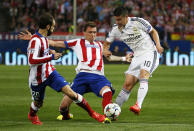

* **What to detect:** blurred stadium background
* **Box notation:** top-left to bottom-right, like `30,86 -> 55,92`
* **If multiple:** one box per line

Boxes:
0,0 -> 194,131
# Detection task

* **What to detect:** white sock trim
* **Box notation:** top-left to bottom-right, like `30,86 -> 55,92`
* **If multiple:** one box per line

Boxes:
74,94 -> 83,103
31,102 -> 38,111
102,88 -> 111,96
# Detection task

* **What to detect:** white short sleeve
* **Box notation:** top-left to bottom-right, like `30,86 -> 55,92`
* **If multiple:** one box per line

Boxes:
131,17 -> 152,33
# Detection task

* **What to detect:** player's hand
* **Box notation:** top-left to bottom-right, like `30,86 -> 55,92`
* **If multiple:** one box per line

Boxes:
49,49 -> 56,54
156,45 -> 164,54
103,50 -> 112,57
18,30 -> 32,40
54,52 -> 62,60
126,53 -> 133,62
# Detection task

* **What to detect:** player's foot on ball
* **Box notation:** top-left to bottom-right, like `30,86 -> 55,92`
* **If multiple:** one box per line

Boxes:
57,113 -> 73,120
129,104 -> 141,115
28,113 -> 43,125
91,112 -> 111,123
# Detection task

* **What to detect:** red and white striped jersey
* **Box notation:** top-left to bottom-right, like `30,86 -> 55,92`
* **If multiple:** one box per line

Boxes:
27,33 -> 55,86
65,39 -> 104,75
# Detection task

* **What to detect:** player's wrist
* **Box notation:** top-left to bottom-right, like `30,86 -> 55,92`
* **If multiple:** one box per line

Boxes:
122,57 -> 126,61
64,41 -> 69,48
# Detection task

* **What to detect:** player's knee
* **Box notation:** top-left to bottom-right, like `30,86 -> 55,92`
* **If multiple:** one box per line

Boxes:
101,87 -> 111,96
34,101 -> 43,108
140,69 -> 150,79
123,82 -> 133,91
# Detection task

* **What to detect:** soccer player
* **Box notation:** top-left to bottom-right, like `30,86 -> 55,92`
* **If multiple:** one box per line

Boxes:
26,13 -> 110,125
19,22 -> 132,121
103,7 -> 164,115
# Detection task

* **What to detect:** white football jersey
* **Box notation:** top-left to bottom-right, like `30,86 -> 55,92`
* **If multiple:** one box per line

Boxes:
65,39 -> 104,75
106,17 -> 157,56
27,34 -> 55,86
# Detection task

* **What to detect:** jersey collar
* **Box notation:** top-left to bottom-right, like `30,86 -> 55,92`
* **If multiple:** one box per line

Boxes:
35,30 -> 44,38
124,17 -> 131,29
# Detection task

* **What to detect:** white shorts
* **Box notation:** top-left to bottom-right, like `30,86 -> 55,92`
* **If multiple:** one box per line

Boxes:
125,51 -> 160,79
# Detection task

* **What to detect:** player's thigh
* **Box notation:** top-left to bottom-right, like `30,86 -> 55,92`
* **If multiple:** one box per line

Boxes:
125,57 -> 141,78
70,77 -> 88,96
141,51 -> 159,74
30,84 -> 46,102
48,70 -> 69,92
89,75 -> 114,97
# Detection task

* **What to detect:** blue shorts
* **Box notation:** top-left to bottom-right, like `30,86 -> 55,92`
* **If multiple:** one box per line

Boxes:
71,72 -> 115,97
30,70 -> 69,101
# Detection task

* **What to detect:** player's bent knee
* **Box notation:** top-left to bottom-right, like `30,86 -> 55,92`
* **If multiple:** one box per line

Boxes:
123,82 -> 134,91
140,69 -> 150,79
101,87 -> 111,96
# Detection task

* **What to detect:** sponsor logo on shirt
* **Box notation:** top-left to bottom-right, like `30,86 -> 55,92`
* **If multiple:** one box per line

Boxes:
123,34 -> 142,42
85,44 -> 100,49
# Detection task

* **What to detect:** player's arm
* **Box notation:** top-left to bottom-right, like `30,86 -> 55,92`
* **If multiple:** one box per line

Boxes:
149,28 -> 164,54
135,18 -> 164,54
106,53 -> 133,63
18,30 -> 67,48
28,40 -> 62,65
103,27 -> 117,57
48,40 -> 67,48
103,40 -> 112,57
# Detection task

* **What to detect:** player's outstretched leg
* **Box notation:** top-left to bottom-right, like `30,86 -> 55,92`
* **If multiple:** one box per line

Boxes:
28,102 -> 43,125
101,87 -> 113,111
75,94 -> 111,123
61,85 -> 110,123
130,79 -> 148,115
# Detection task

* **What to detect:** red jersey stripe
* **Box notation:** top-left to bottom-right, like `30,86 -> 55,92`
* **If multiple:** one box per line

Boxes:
45,38 -> 49,78
88,43 -> 96,67
68,41 -> 77,47
36,36 -> 44,84
80,39 -> 87,62
96,41 -> 103,71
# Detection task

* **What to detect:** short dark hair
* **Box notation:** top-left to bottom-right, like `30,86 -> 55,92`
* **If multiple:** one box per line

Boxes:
38,13 -> 54,29
84,22 -> 96,31
113,6 -> 128,16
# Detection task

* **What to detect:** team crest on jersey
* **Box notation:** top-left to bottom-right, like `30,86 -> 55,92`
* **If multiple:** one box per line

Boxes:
133,27 -> 140,35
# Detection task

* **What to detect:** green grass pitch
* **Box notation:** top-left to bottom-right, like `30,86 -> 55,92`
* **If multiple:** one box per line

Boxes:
0,65 -> 194,131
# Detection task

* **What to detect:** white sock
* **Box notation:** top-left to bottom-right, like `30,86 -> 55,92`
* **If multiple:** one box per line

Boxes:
116,88 -> 130,107
31,102 -> 38,111
137,79 -> 148,108
74,94 -> 83,103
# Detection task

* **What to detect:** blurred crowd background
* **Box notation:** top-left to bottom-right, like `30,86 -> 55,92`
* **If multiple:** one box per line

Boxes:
0,0 -> 193,42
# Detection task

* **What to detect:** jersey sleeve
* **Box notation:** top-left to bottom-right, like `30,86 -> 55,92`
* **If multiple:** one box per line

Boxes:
133,17 -> 152,33
28,39 -> 53,65
106,28 -> 116,43
65,39 -> 78,49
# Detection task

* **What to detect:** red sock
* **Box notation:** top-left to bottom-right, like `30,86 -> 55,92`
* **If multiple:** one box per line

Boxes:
29,107 -> 37,116
102,91 -> 112,110
76,98 -> 94,116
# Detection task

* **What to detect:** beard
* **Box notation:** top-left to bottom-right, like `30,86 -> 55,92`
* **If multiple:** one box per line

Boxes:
47,27 -> 52,36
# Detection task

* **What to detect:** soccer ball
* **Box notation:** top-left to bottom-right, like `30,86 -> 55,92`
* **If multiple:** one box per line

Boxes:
104,103 -> 121,120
